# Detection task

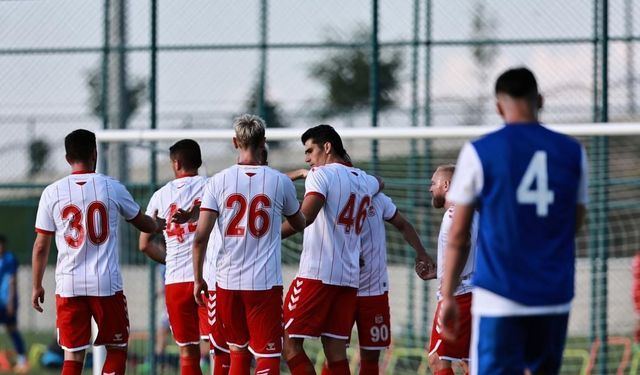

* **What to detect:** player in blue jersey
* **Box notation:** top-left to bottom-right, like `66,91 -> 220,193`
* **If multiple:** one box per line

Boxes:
0,235 -> 29,373
439,67 -> 588,375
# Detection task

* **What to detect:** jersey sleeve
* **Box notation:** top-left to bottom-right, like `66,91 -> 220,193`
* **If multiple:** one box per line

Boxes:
304,168 -> 329,200
200,177 -> 220,213
113,181 -> 142,221
34,187 -> 55,234
448,142 -> 484,205
145,191 -> 160,217
577,146 -> 589,205
282,177 -> 301,217
365,173 -> 381,196
378,193 -> 397,220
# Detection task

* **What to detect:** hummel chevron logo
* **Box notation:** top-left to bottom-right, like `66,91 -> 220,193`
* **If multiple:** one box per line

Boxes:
208,301 -> 216,309
290,295 -> 299,303
293,287 -> 302,295
288,302 -> 296,310
296,279 -> 303,287
208,318 -> 215,325
208,310 -> 215,318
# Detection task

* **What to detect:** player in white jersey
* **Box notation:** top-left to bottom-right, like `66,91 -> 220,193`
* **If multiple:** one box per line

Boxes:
193,114 -> 305,375
427,165 -> 478,375
139,139 -> 229,375
280,124 -> 381,375
31,129 -> 163,375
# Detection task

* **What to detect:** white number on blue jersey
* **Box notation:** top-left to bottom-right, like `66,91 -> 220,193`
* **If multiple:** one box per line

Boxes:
516,151 -> 555,217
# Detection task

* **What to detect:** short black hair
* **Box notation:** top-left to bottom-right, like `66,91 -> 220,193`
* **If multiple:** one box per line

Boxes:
65,129 -> 96,162
169,139 -> 202,170
495,67 -> 539,99
301,124 -> 350,161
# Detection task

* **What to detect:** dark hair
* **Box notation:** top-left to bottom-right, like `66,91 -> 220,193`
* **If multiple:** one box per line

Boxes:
169,139 -> 202,170
495,67 -> 539,99
301,124 -> 350,161
65,129 -> 96,162
0,234 -> 6,245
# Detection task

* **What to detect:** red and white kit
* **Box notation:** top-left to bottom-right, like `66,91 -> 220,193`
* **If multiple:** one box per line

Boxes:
35,172 -> 139,351
428,206 -> 478,362
284,163 -> 380,340
146,175 -> 209,347
201,164 -> 300,356
351,193 -> 397,349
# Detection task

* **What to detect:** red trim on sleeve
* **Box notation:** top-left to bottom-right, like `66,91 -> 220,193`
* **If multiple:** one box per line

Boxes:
200,208 -> 219,213
385,209 -> 399,223
35,228 -> 55,235
126,209 -> 143,223
304,191 -> 326,201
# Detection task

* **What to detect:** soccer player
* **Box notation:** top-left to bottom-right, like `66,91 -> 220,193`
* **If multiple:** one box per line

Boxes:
139,139 -> 230,375
31,129 -> 164,375
281,124 -> 382,375
440,67 -> 588,375
352,192 -> 436,375
427,165 -> 478,375
0,235 -> 29,373
192,114 -> 306,375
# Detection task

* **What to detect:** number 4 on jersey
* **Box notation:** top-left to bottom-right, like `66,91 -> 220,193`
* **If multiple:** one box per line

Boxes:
516,151 -> 555,217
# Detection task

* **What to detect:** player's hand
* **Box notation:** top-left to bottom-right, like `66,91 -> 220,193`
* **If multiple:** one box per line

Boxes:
415,252 -> 436,280
32,286 -> 45,313
193,278 -> 208,307
172,208 -> 191,224
152,210 -> 166,234
439,296 -> 460,342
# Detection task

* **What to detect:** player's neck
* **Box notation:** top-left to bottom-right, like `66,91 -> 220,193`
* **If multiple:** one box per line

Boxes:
175,170 -> 198,179
237,149 -> 261,166
326,154 -> 351,167
502,112 -> 538,124
70,162 -> 95,174
444,200 -> 454,210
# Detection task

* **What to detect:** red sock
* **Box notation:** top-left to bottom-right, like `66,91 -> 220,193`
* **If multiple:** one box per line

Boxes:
214,349 -> 231,375
359,359 -> 378,375
327,359 -> 350,375
435,369 -> 455,375
255,357 -> 280,374
321,362 -> 330,375
229,351 -> 252,375
287,352 -> 316,375
62,360 -> 83,375
103,348 -> 127,375
181,355 -> 203,375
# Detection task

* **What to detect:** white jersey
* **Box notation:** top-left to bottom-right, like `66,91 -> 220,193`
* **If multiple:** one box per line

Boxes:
203,224 -> 222,289
358,193 -> 397,296
297,163 -> 380,288
145,175 -> 207,285
201,164 -> 300,291
436,205 -> 479,300
35,172 -> 140,297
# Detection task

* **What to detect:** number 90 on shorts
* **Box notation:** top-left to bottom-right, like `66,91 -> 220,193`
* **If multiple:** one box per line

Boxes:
352,292 -> 391,350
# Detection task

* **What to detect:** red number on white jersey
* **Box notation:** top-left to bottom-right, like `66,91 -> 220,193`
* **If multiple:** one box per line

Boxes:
165,202 -> 198,243
62,202 -> 109,248
225,194 -> 272,238
338,194 -> 370,235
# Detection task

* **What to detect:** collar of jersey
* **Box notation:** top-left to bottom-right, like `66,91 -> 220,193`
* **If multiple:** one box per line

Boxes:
237,162 -> 261,166
329,161 -> 353,167
176,173 -> 198,179
71,170 -> 95,175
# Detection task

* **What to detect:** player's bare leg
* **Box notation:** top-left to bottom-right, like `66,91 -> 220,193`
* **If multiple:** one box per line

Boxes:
321,336 -> 349,375
62,350 -> 85,375
427,352 -> 455,375
103,345 -> 128,375
284,334 -> 315,375
358,349 -> 380,375
179,344 -> 203,375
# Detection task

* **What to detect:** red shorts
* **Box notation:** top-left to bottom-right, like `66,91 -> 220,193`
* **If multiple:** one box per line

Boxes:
283,278 -> 357,340
197,290 -> 229,353
351,293 -> 391,350
428,292 -> 472,361
165,282 -> 203,346
56,291 -> 129,352
633,254 -> 640,314
216,285 -> 283,357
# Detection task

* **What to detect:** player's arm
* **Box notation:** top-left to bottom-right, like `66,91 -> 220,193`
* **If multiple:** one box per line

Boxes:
31,232 -> 53,313
172,199 -> 202,225
7,267 -> 17,317
576,205 -> 587,232
387,210 -> 436,280
439,203 -> 475,340
139,233 -> 167,264
128,210 -> 166,234
192,209 -> 217,306
285,168 -> 308,181
281,194 -> 324,238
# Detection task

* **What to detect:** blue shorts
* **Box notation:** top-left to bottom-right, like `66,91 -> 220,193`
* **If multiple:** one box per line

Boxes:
471,313 -> 569,375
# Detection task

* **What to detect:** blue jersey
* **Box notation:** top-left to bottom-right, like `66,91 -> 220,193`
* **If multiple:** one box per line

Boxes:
0,252 -> 18,306
448,123 -> 588,306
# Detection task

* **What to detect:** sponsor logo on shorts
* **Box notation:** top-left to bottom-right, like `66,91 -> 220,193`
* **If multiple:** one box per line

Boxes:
114,333 -> 123,342
266,342 -> 276,351
374,314 -> 384,324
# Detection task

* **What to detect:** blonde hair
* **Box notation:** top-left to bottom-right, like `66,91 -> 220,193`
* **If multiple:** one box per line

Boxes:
233,114 -> 266,149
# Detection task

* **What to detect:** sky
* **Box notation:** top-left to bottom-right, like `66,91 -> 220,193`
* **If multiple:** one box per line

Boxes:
1,0 -> 639,180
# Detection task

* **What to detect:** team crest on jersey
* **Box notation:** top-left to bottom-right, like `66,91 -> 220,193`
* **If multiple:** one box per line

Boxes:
266,342 -> 276,351
374,314 -> 384,324
368,205 -> 377,217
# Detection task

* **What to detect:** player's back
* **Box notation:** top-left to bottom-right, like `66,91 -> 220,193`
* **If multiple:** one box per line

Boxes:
358,192 -> 397,297
470,123 -> 585,305
35,172 -> 141,297
298,163 -> 380,288
205,165 -> 299,290
147,175 -> 207,284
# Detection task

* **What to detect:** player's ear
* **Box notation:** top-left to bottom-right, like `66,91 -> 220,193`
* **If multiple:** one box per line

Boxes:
537,94 -> 544,111
496,100 -> 504,118
323,141 -> 332,155
65,154 -> 72,166
232,137 -> 239,149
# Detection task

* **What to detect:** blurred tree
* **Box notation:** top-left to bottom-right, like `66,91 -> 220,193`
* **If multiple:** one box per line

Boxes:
464,2 -> 499,125
309,29 -> 402,117
28,139 -> 49,177
86,67 -> 147,122
245,83 -> 287,148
